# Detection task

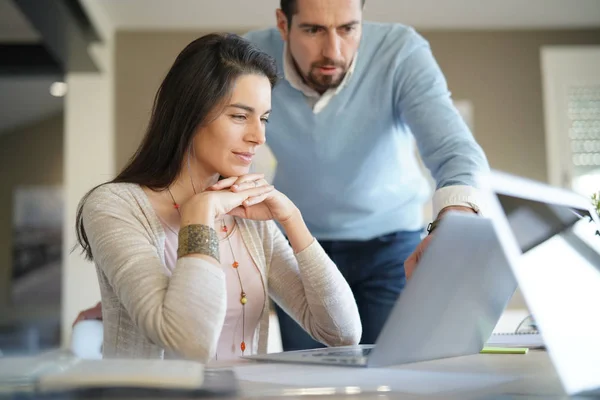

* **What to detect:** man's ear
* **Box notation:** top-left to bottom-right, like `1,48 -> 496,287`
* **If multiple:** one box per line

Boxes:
275,9 -> 290,42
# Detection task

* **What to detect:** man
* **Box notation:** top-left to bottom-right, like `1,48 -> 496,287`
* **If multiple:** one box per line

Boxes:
74,0 -> 488,351
241,0 -> 487,350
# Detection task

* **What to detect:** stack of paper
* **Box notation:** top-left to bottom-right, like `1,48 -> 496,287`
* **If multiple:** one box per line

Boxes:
485,332 -> 544,348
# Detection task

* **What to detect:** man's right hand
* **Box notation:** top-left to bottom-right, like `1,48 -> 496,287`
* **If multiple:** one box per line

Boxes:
404,235 -> 433,280
72,301 -> 103,327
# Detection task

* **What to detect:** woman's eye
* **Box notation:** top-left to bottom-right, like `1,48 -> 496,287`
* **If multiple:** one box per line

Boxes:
232,114 -> 247,121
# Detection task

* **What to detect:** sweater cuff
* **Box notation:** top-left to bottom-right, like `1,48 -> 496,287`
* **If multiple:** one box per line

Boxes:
432,185 -> 484,218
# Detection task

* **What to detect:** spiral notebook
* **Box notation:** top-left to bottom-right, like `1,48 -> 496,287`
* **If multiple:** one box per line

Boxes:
485,332 -> 544,348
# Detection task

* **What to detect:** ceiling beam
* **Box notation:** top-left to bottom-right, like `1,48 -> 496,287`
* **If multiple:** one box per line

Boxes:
0,44 -> 61,76
12,0 -> 101,73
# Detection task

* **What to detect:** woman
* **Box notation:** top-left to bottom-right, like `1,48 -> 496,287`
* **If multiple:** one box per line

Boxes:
75,33 -> 361,362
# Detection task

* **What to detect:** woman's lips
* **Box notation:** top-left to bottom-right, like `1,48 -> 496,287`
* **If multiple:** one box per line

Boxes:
233,152 -> 254,164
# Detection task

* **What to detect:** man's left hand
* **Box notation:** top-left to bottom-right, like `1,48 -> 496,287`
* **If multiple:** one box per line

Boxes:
404,206 -> 476,280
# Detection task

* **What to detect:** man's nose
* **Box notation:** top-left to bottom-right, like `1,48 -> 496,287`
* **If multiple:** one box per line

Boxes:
322,32 -> 342,61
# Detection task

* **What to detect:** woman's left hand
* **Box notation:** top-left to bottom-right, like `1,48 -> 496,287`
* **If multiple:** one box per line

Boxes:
207,175 -> 298,223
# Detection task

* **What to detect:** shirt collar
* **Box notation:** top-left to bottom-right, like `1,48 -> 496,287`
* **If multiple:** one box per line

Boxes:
282,42 -> 357,99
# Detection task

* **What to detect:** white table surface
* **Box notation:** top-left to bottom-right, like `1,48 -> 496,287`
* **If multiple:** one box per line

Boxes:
207,349 -> 574,399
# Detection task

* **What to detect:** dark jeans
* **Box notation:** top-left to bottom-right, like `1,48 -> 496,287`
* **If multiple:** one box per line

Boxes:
275,230 -> 423,350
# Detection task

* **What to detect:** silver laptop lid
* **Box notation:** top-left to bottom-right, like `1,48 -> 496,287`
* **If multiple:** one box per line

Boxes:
484,171 -> 600,396
367,212 -> 517,367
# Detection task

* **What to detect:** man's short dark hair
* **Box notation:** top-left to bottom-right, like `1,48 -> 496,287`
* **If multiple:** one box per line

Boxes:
280,0 -> 365,28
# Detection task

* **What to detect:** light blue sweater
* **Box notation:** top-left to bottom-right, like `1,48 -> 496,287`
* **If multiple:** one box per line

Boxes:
245,22 -> 489,240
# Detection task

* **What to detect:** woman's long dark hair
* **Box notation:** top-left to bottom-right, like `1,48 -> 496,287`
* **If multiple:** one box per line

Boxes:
75,33 -> 278,260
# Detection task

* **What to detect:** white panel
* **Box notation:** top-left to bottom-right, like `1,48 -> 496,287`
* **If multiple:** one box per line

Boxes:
61,38 -> 115,346
541,46 -> 600,189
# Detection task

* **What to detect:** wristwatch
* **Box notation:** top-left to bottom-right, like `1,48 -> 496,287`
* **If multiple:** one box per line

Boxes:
426,218 -> 441,235
427,203 -> 481,235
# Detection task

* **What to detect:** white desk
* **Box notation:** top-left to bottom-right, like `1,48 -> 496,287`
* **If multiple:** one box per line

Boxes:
1,349 -> 569,399
209,350 -> 570,399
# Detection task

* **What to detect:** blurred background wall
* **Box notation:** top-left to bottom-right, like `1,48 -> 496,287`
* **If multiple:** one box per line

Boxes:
114,29 -> 600,181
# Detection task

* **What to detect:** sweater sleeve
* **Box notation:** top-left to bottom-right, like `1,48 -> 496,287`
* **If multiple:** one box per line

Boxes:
82,186 -> 227,362
265,221 -> 362,346
394,29 -> 489,191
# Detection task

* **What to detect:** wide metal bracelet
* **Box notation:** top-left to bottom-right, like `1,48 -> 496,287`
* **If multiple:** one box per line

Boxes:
177,224 -> 220,262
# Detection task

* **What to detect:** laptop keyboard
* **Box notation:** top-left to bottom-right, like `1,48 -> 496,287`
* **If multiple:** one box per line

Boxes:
306,348 -> 373,358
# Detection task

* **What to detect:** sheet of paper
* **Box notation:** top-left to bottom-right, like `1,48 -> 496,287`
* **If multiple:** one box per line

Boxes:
492,309 -> 531,333
234,363 -> 516,395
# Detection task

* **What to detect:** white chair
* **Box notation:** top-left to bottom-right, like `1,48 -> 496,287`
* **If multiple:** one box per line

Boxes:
70,320 -> 103,359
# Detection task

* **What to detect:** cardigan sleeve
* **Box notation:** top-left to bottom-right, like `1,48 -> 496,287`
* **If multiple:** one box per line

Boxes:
265,221 -> 362,346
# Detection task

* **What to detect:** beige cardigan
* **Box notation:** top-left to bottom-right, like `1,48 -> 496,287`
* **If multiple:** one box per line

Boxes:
82,183 -> 361,362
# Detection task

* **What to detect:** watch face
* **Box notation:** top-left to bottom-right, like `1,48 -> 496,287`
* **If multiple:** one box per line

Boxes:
427,221 -> 436,234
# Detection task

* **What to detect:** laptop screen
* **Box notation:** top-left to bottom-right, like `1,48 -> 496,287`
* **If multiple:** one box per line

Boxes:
497,193 -> 600,256
495,192 -> 600,395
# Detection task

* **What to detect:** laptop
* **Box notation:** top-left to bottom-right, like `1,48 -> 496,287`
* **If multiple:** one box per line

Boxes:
248,170 -> 600,384
482,171 -> 600,397
246,207 -> 518,367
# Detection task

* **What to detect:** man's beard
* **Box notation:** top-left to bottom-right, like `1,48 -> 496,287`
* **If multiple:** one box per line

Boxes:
294,56 -> 347,93
306,69 -> 346,92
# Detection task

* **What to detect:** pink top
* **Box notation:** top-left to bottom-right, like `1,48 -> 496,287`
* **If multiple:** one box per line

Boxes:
158,215 -> 265,361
